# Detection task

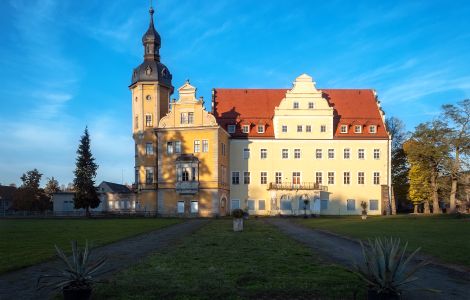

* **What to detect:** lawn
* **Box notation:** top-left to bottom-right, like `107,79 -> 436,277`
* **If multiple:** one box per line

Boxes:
297,215 -> 470,267
0,218 -> 182,274
94,219 -> 365,299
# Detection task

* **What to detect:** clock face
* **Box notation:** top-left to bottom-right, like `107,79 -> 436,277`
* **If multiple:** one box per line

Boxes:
146,95 -> 152,101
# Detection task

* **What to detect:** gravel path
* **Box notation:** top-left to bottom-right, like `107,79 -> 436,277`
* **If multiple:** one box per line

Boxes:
266,218 -> 470,300
0,219 -> 208,300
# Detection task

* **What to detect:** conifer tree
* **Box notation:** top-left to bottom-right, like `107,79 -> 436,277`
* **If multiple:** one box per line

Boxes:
73,127 -> 99,216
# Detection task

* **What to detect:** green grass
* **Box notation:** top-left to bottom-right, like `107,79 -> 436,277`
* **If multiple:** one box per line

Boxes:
298,215 -> 470,266
0,218 -> 182,274
94,220 -> 365,299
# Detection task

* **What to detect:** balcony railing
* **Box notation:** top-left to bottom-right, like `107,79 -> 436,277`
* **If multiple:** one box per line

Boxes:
268,182 -> 327,191
176,181 -> 199,194
137,183 -> 157,190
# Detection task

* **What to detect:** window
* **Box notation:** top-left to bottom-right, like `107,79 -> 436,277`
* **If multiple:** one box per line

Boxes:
190,201 -> 198,213
316,149 -> 322,159
282,149 -> 289,159
188,112 -> 194,124
354,125 -> 362,133
231,199 -> 240,209
180,112 -> 188,124
340,125 -> 348,133
260,172 -> 267,184
315,172 -> 322,184
177,201 -> 185,213
167,142 -> 174,154
145,114 -> 153,127
281,197 -> 292,210
347,199 -> 356,211
358,149 -> 365,159
275,172 -> 282,184
194,140 -> 200,153
232,172 -> 240,185
242,125 -> 249,133
374,149 -> 380,160
244,172 -> 250,184
343,172 -> 350,184
328,172 -> 335,184
175,141 -> 181,153
373,172 -> 380,185
306,125 -> 312,132
258,200 -> 266,210
293,102 -> 299,109
134,115 -> 138,129
221,166 -> 227,185
297,125 -> 303,132
282,125 -> 288,133
146,143 -> 153,155
292,172 -> 301,185
294,149 -> 301,159
247,200 -> 255,210
321,200 -> 328,210
135,169 -> 139,184
370,200 -> 379,211
257,125 -> 265,133
202,140 -> 209,152
260,149 -> 267,159
321,125 -> 326,132
243,148 -> 250,159
308,102 -> 314,109
343,148 -> 350,159
369,125 -> 377,134
221,143 -> 226,156
227,125 -> 236,133
328,149 -> 335,159
145,168 -> 154,184
358,172 -> 365,184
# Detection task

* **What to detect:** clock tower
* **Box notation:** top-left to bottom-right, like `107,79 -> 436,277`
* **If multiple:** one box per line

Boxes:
130,5 -> 173,211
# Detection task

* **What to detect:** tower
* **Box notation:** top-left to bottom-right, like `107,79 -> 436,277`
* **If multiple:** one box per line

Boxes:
130,4 -> 173,211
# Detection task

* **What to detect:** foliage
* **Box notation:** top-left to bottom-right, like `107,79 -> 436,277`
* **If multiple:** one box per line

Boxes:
0,218 -> 181,274
354,237 -> 428,296
386,117 -> 410,211
404,121 -> 451,213
408,163 -> 432,207
232,208 -> 244,218
73,127 -> 99,216
37,241 -> 107,290
360,201 -> 368,215
442,99 -> 470,212
12,169 -> 50,211
44,177 -> 60,196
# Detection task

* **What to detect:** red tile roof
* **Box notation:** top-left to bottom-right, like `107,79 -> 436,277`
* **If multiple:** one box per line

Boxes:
213,88 -> 389,139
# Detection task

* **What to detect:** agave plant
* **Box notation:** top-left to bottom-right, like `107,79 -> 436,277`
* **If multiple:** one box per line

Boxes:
37,240 -> 107,291
354,237 -> 428,296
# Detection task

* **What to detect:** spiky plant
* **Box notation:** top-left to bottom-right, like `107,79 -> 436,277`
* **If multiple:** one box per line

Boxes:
354,237 -> 428,296
37,240 -> 107,291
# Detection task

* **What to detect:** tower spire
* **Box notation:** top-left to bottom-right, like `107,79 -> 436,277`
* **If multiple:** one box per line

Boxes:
142,0 -> 161,61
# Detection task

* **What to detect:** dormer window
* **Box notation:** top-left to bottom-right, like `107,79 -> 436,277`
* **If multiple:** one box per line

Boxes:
242,125 -> 249,133
145,66 -> 152,75
257,125 -> 265,134
308,102 -> 314,109
227,125 -> 236,133
340,125 -> 348,133
354,125 -> 362,133
293,102 -> 299,109
369,125 -> 377,134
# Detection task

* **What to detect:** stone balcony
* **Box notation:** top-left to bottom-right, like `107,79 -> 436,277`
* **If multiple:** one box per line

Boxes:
268,182 -> 327,191
176,181 -> 199,194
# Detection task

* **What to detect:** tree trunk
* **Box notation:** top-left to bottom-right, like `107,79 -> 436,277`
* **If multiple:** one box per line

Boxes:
430,174 -> 440,214
424,201 -> 430,214
413,204 -> 418,214
85,206 -> 90,217
391,185 -> 397,215
449,149 -> 459,213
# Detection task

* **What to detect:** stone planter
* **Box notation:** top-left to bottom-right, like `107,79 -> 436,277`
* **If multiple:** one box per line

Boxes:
362,214 -> 367,220
233,218 -> 243,232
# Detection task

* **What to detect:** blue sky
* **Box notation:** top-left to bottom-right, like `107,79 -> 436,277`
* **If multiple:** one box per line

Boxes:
0,0 -> 469,187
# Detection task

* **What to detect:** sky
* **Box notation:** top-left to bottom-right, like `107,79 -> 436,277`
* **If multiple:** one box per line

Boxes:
0,0 -> 469,187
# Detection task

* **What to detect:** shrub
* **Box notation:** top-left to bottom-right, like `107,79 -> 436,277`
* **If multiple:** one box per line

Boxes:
232,208 -> 244,218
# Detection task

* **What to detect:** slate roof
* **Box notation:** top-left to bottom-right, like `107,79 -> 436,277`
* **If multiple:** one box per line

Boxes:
100,182 -> 132,194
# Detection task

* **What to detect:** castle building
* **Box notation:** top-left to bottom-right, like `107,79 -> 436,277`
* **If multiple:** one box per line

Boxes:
131,7 -> 391,216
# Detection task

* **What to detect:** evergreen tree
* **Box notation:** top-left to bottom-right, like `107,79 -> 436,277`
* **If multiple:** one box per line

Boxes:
73,127 -> 99,216
44,177 -> 60,196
